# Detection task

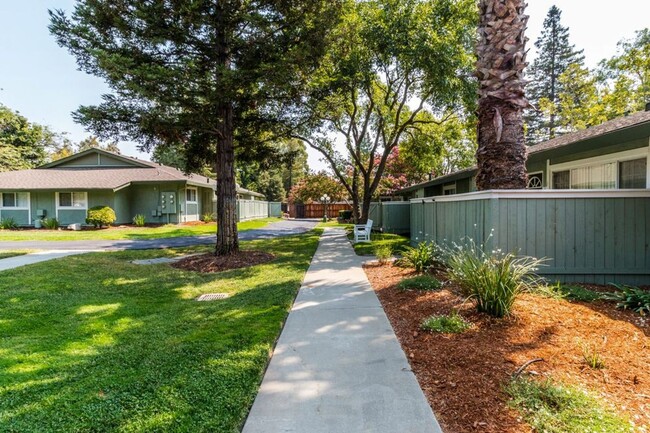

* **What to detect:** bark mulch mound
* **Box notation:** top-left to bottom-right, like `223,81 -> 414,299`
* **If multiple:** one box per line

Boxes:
172,250 -> 274,273
364,263 -> 650,433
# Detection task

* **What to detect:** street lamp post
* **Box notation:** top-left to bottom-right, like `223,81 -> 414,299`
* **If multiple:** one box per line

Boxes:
320,194 -> 331,222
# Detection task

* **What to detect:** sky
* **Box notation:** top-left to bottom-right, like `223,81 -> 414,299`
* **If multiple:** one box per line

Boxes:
0,1 -> 648,170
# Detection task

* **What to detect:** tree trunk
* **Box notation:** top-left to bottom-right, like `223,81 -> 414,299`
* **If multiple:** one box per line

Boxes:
475,0 -> 530,190
215,102 -> 239,255
476,101 -> 527,189
359,195 -> 372,224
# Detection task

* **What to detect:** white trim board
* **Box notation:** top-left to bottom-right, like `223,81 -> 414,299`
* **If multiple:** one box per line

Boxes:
410,189 -> 650,203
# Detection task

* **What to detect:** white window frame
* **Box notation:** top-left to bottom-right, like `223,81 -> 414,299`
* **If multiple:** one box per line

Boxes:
56,192 -> 88,221
526,171 -> 544,189
548,147 -> 649,189
442,183 -> 457,195
186,187 -> 198,204
0,192 -> 30,210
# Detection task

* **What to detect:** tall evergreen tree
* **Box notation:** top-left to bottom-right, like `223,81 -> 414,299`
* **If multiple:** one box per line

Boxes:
50,0 -> 341,255
525,5 -> 584,143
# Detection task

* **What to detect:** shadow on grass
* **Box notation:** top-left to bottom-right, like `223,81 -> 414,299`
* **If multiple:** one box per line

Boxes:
0,230 -> 321,432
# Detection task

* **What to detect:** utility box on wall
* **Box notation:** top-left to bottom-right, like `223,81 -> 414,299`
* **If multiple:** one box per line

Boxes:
160,192 -> 177,214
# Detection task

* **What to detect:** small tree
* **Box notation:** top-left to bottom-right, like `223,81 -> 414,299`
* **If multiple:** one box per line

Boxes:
86,206 -> 116,228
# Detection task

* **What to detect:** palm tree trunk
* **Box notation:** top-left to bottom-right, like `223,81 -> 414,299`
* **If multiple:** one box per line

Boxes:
475,0 -> 530,190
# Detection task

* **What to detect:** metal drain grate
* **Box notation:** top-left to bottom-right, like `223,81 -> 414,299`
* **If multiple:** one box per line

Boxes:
196,293 -> 230,301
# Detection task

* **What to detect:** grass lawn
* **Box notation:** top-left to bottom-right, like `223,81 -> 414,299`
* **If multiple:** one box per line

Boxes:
0,218 -> 280,242
0,229 -> 321,432
0,251 -> 31,260
349,232 -> 410,256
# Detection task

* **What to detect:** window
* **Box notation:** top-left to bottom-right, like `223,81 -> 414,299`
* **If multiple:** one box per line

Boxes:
619,158 -> 647,189
186,187 -> 198,203
1,192 -> 29,209
442,183 -> 456,195
58,192 -> 87,208
552,171 -> 570,189
527,173 -> 543,189
570,163 -> 616,189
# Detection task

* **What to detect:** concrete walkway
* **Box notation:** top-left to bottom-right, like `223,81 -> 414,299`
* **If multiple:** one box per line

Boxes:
0,250 -> 99,272
242,228 -> 441,433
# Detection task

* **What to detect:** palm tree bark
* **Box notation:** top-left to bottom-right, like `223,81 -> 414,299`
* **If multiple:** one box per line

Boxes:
475,0 -> 530,190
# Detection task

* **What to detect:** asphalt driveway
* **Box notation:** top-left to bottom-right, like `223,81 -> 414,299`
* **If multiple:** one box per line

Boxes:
0,219 -> 319,251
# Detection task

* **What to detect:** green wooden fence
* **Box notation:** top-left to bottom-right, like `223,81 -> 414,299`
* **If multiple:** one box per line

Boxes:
369,202 -> 411,234
410,190 -> 650,285
234,200 -> 282,221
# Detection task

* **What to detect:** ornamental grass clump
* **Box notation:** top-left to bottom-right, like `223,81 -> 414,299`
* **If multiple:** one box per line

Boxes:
444,237 -> 545,318
398,241 -> 439,273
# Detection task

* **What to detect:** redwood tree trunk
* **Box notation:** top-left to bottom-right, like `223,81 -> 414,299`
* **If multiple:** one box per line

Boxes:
215,102 -> 239,255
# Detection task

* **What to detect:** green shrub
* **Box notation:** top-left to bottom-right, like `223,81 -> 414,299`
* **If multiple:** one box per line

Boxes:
0,218 -> 18,230
338,209 -> 353,221
86,206 -> 116,228
420,311 -> 470,333
444,238 -> 545,318
42,218 -> 59,230
397,275 -> 443,291
398,241 -> 438,273
602,284 -> 650,315
505,377 -> 632,433
559,285 -> 602,302
374,245 -> 392,264
580,341 -> 605,369
132,214 -> 146,227
202,212 -> 216,223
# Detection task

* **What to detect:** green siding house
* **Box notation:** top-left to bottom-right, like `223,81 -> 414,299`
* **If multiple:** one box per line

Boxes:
0,149 -> 265,226
400,110 -> 650,198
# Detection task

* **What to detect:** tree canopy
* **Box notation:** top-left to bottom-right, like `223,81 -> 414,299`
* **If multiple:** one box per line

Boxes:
0,104 -> 55,171
50,0 -> 342,254
292,0 -> 476,221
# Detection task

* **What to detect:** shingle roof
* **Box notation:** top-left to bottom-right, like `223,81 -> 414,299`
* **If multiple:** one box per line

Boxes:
0,149 -> 264,197
397,110 -> 650,194
528,110 -> 650,154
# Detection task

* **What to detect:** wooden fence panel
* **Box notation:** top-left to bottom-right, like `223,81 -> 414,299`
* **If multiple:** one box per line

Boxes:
410,191 -> 650,285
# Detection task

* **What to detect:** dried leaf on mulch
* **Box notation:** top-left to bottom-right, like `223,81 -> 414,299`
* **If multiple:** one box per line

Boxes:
172,250 -> 274,273
364,263 -> 650,433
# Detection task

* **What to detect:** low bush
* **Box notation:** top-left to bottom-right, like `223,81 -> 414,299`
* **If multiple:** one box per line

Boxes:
397,275 -> 442,291
398,241 -> 438,273
602,284 -> 650,315
374,245 -> 392,264
420,311 -> 470,333
580,341 -> 606,369
86,206 -> 116,228
42,218 -> 59,230
202,212 -> 216,223
444,238 -> 545,318
338,209 -> 353,221
505,377 -> 632,433
0,218 -> 18,230
132,214 -> 146,227
559,285 -> 602,302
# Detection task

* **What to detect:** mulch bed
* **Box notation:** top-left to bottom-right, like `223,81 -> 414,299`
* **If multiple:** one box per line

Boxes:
172,250 -> 274,273
364,263 -> 650,433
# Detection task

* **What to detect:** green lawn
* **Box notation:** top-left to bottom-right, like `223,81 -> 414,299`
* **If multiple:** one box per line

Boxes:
349,232 -> 410,256
0,251 -> 31,260
0,218 -> 280,242
0,229 -> 321,432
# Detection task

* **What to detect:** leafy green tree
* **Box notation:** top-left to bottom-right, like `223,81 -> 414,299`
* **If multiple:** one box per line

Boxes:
0,104 -> 53,171
50,0 -> 341,255
77,136 -> 121,154
255,172 -> 286,202
557,64 -> 606,131
288,172 -> 346,204
293,0 -> 476,222
600,28 -> 650,113
525,6 -> 584,143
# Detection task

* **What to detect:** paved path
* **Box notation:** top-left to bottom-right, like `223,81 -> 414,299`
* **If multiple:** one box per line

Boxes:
0,219 -> 318,272
242,228 -> 441,433
0,250 -> 100,272
0,219 -> 318,251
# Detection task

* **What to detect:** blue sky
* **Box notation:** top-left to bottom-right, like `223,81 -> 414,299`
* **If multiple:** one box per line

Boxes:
1,1 -> 648,169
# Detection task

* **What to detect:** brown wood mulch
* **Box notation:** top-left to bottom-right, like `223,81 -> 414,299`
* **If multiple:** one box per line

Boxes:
172,250 -> 274,273
364,263 -> 650,433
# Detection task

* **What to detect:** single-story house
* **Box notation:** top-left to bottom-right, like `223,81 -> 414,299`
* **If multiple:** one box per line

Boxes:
0,148 -> 265,226
399,110 -> 650,198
